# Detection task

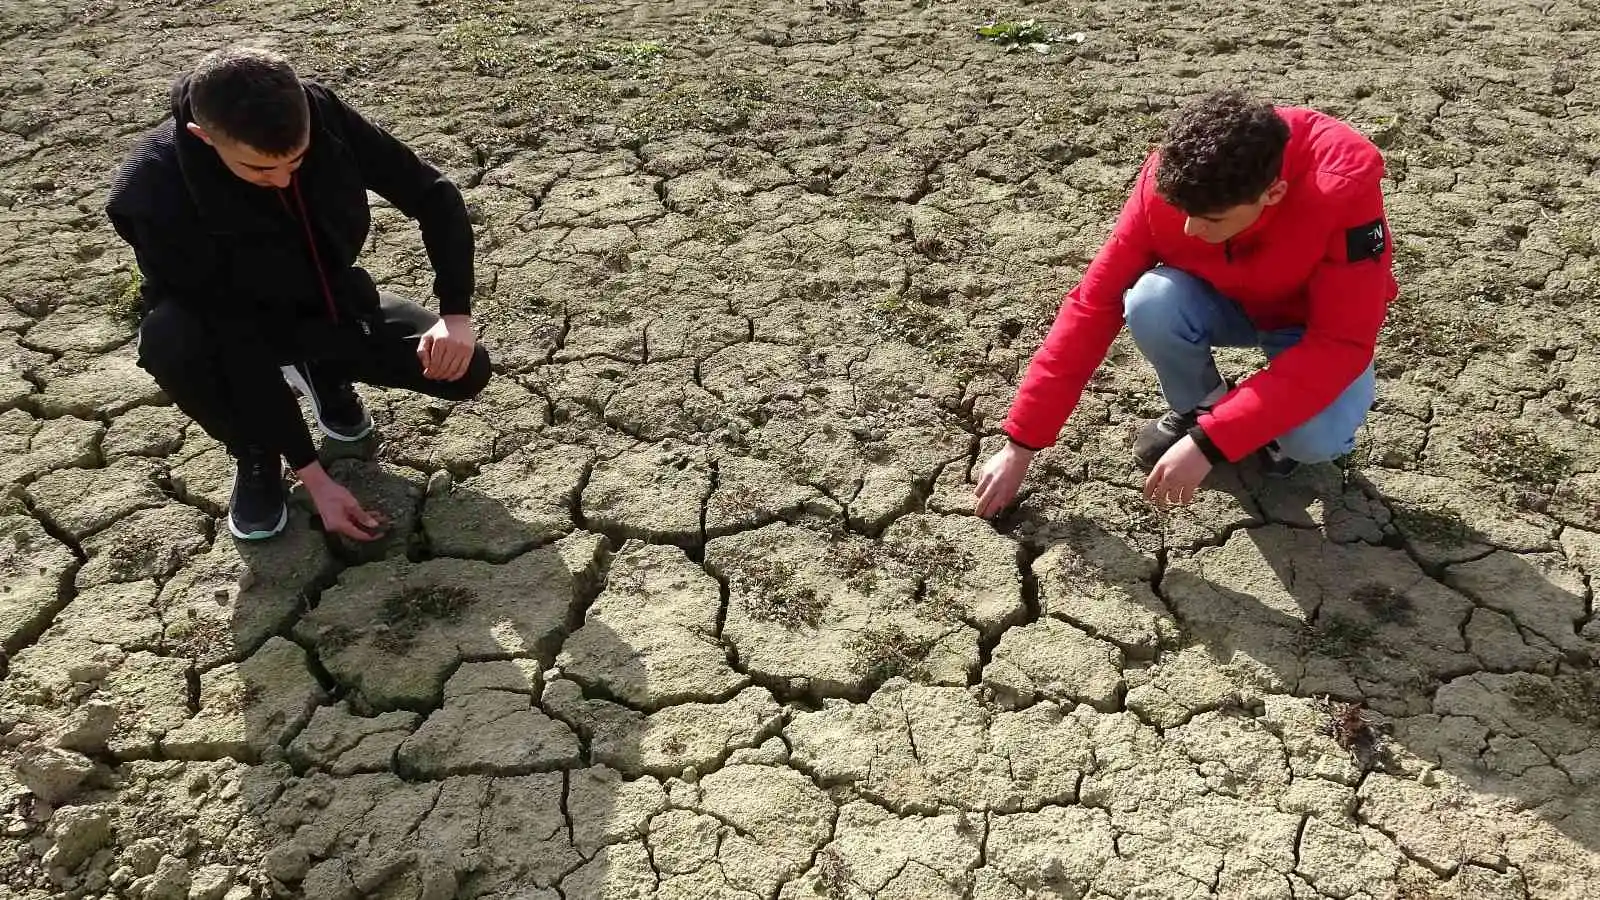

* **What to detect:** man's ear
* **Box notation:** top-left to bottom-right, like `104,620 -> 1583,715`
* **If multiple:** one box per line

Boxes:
185,122 -> 215,146
1262,179 -> 1289,206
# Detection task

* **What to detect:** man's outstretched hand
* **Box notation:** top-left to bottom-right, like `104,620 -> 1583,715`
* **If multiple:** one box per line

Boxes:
975,441 -> 1036,519
977,432 -> 1214,517
418,314 -> 477,381
1144,435 -> 1213,507
298,462 -> 387,541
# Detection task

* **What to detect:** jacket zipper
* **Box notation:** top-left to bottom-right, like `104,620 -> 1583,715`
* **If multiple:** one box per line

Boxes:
280,174 -> 341,325
1224,239 -> 1233,263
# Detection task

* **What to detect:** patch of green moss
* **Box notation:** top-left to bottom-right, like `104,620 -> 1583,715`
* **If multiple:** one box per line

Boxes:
1303,615 -> 1375,658
1350,583 -> 1415,626
1468,424 -> 1573,487
375,584 -> 475,654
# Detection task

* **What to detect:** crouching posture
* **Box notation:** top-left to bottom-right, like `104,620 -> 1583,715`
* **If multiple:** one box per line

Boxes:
977,89 -> 1396,516
107,47 -> 490,540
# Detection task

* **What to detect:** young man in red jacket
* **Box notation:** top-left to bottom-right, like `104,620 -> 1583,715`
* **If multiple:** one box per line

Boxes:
976,90 -> 1396,517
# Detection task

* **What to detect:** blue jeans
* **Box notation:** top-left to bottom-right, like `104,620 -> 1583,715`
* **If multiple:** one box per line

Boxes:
1123,267 -> 1374,463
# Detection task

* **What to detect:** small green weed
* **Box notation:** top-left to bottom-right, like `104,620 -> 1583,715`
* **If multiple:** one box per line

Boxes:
375,584 -> 476,654
443,20 -> 525,76
851,625 -> 931,682
733,559 -> 827,628
1391,502 -> 1471,547
975,19 -> 1060,52
603,41 -> 667,65
1303,615 -> 1375,658
115,267 -> 143,323
1350,583 -> 1415,626
1508,671 -> 1600,728
1468,424 -> 1573,487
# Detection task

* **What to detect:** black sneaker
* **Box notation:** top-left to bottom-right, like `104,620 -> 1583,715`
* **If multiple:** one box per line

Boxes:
283,363 -> 373,441
1134,408 -> 1203,469
229,447 -> 287,540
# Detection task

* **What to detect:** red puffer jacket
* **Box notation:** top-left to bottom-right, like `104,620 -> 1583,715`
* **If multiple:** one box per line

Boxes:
1002,107 -> 1397,462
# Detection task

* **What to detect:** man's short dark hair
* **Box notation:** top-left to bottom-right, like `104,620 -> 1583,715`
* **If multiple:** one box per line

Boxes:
190,46 -> 308,156
1155,89 -> 1290,215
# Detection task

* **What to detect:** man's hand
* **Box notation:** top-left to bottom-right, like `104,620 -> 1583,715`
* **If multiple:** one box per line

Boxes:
975,441 -> 1036,519
1144,435 -> 1213,507
418,314 -> 477,381
298,462 -> 387,541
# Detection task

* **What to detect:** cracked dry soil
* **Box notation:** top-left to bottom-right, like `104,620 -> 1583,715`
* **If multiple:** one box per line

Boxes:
3,1 -> 1600,898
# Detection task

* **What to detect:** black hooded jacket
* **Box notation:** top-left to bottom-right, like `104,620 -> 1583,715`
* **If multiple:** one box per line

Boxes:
105,76 -> 474,467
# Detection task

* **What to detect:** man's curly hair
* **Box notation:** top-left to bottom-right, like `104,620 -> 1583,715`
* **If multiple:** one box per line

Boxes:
1155,90 -> 1289,215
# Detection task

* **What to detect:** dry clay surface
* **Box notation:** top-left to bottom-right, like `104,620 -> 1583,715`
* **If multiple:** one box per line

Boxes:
3,0 -> 1600,898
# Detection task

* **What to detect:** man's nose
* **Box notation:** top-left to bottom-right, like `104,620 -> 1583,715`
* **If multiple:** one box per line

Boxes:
1183,217 -> 1203,238
265,170 -> 292,189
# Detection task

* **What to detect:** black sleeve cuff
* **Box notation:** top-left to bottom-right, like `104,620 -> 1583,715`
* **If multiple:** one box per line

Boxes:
437,294 -> 471,317
1003,429 -> 1044,452
282,423 -> 319,472
1188,425 -> 1227,465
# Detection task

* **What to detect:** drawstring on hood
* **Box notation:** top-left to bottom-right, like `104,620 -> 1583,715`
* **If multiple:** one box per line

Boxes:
171,74 -> 341,325
282,174 -> 340,324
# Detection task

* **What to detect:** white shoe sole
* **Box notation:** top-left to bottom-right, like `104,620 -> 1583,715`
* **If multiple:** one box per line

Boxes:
228,504 -> 288,541
282,365 -> 374,442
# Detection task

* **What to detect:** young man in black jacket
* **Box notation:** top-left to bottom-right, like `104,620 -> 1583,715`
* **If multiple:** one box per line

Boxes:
107,47 -> 491,541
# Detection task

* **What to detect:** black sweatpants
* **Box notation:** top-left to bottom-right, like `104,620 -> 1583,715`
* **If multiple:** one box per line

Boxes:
136,293 -> 492,470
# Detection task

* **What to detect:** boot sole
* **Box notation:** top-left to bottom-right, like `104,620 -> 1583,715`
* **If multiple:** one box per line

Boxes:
1132,447 -> 1169,470
1262,460 -> 1301,479
1132,429 -> 1186,470
282,365 -> 375,442
228,505 -> 288,541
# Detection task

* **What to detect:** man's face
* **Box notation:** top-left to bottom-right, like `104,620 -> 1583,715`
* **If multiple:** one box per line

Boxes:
1180,179 -> 1288,244
186,122 -> 309,189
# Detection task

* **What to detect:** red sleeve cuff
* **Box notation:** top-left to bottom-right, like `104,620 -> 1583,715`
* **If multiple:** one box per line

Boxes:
1001,425 -> 1046,452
